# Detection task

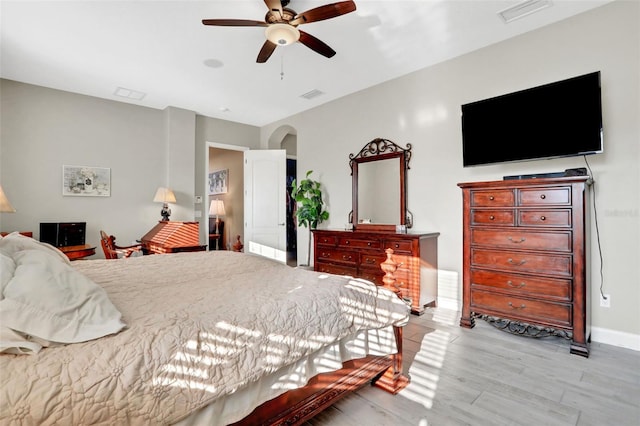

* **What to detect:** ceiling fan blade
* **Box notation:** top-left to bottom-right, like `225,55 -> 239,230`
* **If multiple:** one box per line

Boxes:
257,40 -> 278,63
298,30 -> 336,58
264,0 -> 283,16
289,1 -> 356,26
202,19 -> 267,27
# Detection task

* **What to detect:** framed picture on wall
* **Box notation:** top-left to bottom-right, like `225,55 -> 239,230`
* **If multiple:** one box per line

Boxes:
62,165 -> 111,197
208,169 -> 228,195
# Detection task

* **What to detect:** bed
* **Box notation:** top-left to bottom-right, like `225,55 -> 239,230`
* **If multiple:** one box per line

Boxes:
0,233 -> 410,425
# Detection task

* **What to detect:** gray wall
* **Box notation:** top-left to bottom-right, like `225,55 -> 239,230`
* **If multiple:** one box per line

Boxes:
261,1 -> 639,345
0,81 -> 259,253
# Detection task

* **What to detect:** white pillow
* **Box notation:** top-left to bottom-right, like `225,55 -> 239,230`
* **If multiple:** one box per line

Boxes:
0,249 -> 126,348
0,326 -> 42,354
0,253 -> 16,300
0,232 -> 71,265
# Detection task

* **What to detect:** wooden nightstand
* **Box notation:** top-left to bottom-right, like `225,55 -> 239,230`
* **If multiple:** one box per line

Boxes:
60,244 -> 96,260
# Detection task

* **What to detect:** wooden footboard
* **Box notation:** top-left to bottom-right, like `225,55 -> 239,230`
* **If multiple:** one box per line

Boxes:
232,342 -> 406,425
233,249 -> 409,425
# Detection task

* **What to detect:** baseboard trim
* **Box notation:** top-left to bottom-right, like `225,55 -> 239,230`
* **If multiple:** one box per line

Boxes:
591,326 -> 640,351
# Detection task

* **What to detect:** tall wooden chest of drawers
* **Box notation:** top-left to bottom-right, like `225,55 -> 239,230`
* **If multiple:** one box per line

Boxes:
458,177 -> 591,356
312,230 -> 439,315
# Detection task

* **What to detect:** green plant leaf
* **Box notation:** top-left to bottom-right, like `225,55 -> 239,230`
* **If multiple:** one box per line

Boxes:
291,170 -> 329,229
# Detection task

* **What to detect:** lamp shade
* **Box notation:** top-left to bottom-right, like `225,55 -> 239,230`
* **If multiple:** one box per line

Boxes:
0,185 -> 16,213
265,23 -> 300,46
209,199 -> 226,217
153,187 -> 176,203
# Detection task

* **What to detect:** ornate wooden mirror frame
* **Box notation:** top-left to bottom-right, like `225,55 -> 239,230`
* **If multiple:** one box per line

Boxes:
350,138 -> 412,232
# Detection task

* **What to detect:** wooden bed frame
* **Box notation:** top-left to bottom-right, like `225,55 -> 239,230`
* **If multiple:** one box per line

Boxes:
233,249 -> 409,425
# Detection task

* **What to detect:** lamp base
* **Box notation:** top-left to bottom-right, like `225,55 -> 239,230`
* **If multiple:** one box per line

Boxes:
160,204 -> 171,221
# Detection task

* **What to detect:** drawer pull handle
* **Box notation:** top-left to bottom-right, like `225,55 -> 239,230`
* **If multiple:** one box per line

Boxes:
367,242 -> 371,246
345,240 -> 350,245
507,258 -> 527,266
507,280 -> 526,288
540,194 -> 546,199
489,215 -> 495,220
540,216 -> 546,221
322,252 -> 331,258
395,243 -> 400,248
489,196 -> 495,201
365,258 -> 375,264
342,255 -> 352,261
508,302 -> 526,309
507,236 -> 526,243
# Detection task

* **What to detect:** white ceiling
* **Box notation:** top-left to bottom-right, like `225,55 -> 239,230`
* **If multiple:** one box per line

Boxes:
1,0 -> 612,127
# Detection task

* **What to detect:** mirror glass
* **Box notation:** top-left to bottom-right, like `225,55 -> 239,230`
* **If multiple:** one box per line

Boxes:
350,138 -> 412,230
357,158 -> 400,224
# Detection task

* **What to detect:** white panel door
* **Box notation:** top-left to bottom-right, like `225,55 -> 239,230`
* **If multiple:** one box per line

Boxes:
244,149 -> 286,263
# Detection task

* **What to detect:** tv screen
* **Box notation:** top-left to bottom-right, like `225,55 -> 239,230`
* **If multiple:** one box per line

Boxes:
461,71 -> 603,167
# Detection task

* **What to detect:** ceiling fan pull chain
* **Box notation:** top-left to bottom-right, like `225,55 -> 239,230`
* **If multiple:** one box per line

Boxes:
281,54 -> 286,80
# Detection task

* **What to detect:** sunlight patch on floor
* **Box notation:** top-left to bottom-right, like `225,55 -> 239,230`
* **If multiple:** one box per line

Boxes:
401,329 -> 451,409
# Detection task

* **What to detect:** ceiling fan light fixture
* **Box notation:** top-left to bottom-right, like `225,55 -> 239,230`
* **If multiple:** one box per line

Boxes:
265,23 -> 300,46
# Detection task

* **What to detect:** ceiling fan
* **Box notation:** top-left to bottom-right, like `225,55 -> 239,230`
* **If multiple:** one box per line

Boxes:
202,0 -> 356,63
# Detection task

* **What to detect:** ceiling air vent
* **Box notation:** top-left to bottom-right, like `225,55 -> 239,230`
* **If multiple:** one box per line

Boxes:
300,89 -> 325,100
498,0 -> 553,23
114,87 -> 146,100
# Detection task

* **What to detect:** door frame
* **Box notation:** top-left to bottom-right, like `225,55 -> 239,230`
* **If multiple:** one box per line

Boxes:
204,142 -> 250,245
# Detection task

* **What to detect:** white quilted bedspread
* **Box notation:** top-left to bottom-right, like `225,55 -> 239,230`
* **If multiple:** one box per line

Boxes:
0,251 -> 409,425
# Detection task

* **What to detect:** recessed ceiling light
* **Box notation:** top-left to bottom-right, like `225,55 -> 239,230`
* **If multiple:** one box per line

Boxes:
498,0 -> 553,23
114,87 -> 146,100
203,58 -> 224,69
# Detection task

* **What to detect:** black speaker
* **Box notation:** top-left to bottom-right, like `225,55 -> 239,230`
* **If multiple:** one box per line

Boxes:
40,222 -> 86,247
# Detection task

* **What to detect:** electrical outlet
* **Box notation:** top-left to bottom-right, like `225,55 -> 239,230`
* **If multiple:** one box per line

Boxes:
600,293 -> 610,308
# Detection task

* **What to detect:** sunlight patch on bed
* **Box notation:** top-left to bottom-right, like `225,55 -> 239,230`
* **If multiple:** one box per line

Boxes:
152,376 -> 217,393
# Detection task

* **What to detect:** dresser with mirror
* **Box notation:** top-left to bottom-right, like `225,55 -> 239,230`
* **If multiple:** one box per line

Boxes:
312,138 -> 439,315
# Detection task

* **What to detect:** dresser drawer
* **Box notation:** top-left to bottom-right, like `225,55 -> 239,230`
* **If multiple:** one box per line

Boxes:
358,267 -> 384,285
471,248 -> 572,277
471,210 -> 515,226
316,262 -> 356,277
316,249 -> 357,265
316,235 -> 338,246
470,269 -> 571,301
518,187 -> 571,206
471,229 -> 572,252
519,209 -> 572,227
385,239 -> 414,254
360,252 -> 386,269
337,237 -> 381,250
471,290 -> 571,328
471,190 -> 515,207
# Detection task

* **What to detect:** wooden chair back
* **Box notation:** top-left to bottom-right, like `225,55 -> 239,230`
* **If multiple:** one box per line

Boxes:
100,230 -> 141,259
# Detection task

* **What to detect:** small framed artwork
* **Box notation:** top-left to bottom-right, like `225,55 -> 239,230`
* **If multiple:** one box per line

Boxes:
208,169 -> 228,195
62,165 -> 111,197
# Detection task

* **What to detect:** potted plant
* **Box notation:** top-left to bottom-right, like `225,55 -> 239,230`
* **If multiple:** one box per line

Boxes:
291,170 -> 329,266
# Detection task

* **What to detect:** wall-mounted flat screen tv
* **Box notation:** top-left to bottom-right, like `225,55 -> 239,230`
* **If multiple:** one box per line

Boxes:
461,71 -> 603,167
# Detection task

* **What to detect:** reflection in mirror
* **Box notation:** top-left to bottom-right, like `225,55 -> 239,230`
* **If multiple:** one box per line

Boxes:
357,158 -> 400,224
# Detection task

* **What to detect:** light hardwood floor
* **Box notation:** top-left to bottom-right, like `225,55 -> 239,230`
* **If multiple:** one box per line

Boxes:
306,307 -> 640,426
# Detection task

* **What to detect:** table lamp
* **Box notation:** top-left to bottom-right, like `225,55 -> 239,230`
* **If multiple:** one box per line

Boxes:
209,199 -> 225,234
0,185 -> 16,213
153,187 -> 176,221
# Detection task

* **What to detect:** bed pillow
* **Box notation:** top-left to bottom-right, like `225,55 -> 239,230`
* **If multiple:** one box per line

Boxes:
0,326 -> 43,355
0,232 -> 71,265
0,253 -> 16,301
0,249 -> 126,347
